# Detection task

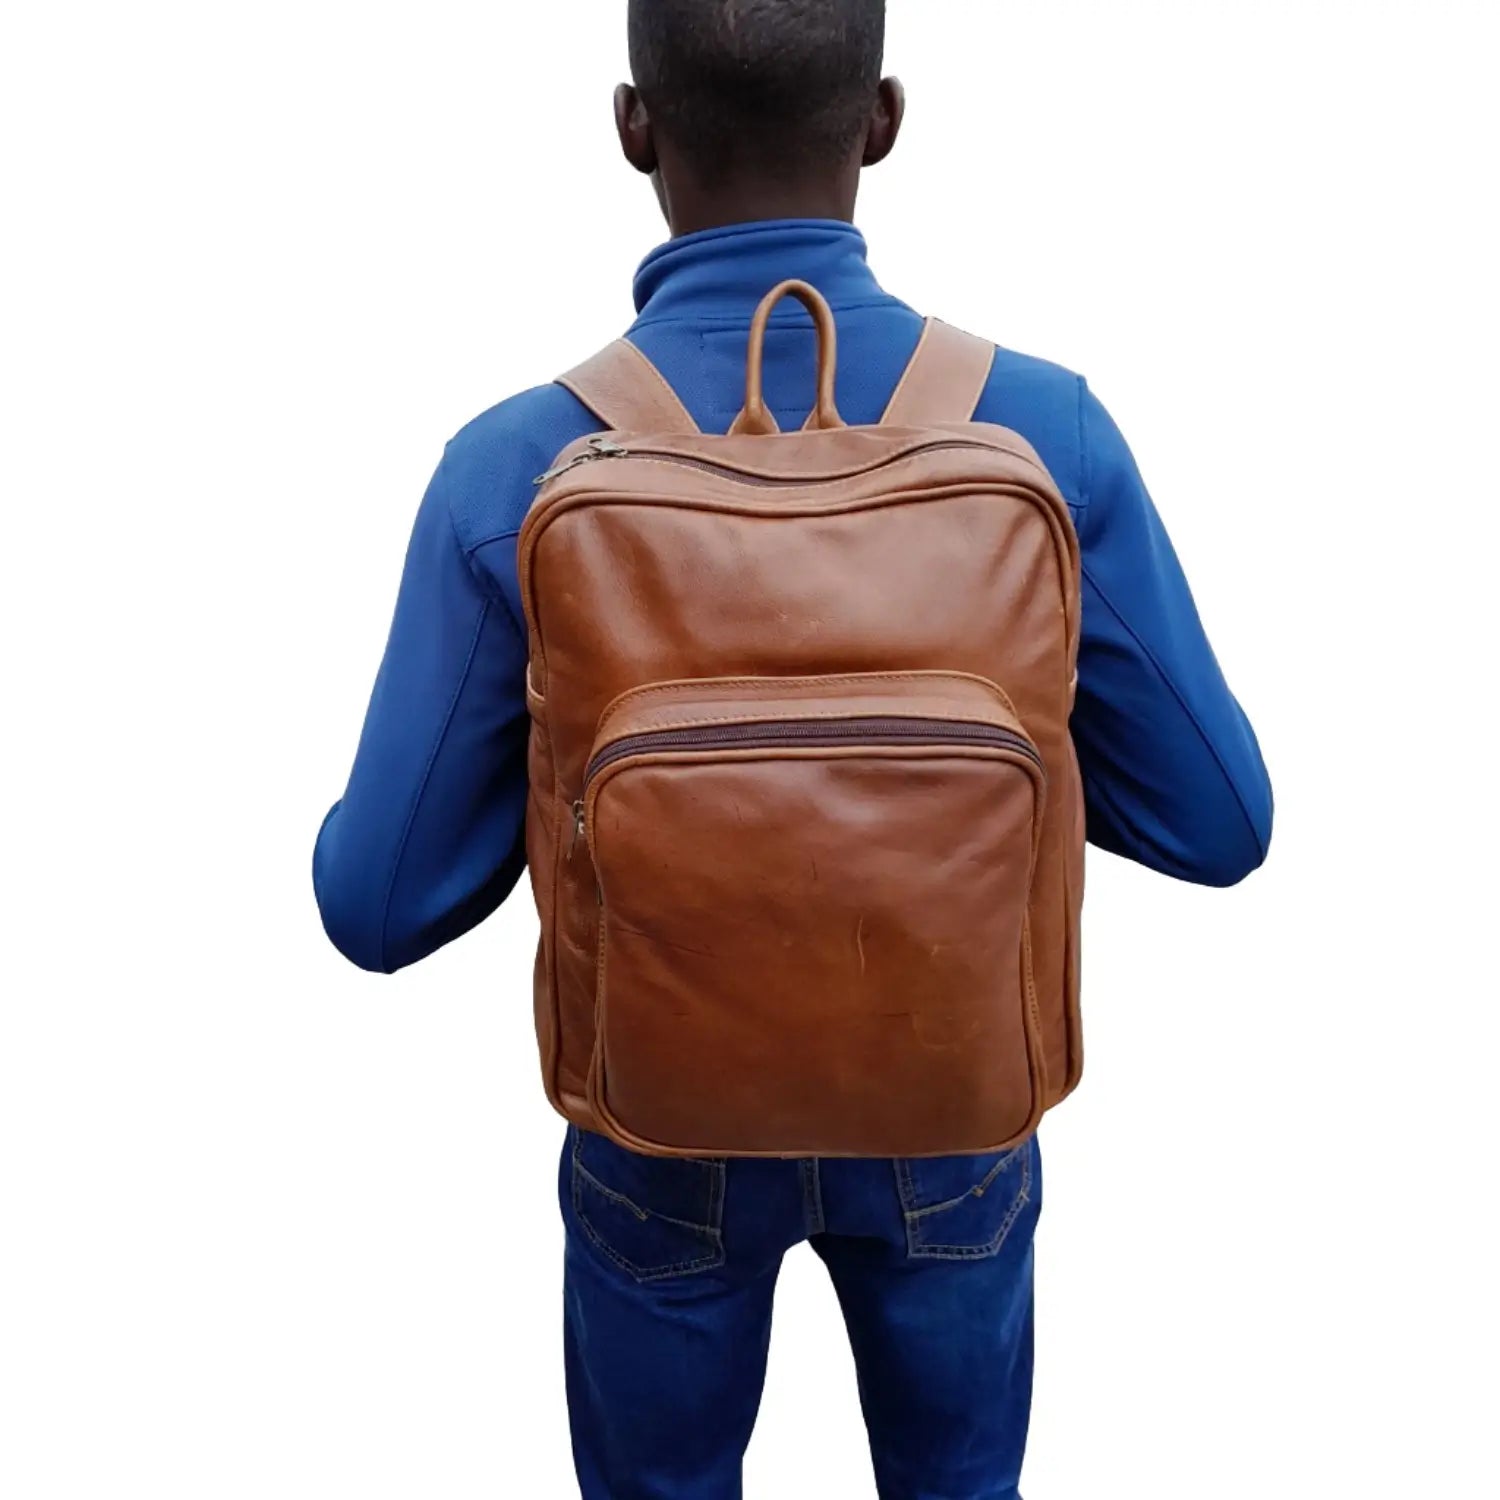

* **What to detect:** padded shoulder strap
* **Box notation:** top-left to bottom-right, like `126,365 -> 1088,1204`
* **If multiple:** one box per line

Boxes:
556,339 -> 700,434
881,319 -> 997,426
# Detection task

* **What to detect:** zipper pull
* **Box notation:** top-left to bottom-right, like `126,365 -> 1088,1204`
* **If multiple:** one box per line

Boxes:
533,437 -> 629,487
567,800 -> 586,858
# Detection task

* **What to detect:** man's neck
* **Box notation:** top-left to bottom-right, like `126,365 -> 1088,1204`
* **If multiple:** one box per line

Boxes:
656,158 -> 861,239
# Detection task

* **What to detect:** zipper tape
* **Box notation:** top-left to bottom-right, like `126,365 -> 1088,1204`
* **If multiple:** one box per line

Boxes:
584,716 -> 1044,786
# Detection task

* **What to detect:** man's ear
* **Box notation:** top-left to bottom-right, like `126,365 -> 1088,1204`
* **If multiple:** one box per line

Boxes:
862,77 -> 906,167
614,83 -> 657,175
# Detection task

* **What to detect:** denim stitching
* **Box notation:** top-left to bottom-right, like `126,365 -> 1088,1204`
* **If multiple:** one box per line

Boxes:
572,1179 -> 723,1282
570,1137 -> 726,1283
572,1168 -> 721,1281
708,1159 -> 726,1232
894,1157 -> 917,1214
800,1160 -> 826,1237
572,1131 -> 724,1227
903,1149 -> 1019,1220
901,1145 -> 1034,1261
575,1213 -> 723,1283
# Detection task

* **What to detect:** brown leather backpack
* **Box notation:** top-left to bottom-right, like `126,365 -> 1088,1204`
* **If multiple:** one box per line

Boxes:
520,281 -> 1084,1159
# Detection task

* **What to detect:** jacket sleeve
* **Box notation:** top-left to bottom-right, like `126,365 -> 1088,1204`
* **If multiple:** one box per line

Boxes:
1071,380 -> 1272,885
313,460 -> 530,972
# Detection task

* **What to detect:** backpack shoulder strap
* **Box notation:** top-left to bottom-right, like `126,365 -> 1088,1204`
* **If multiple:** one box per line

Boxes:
881,319 -> 997,426
556,339 -> 701,434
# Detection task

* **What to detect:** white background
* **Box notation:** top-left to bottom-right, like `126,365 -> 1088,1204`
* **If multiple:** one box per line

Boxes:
3,2 -> 1496,1496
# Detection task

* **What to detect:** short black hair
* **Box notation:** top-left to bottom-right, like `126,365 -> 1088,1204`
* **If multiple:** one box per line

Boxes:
628,0 -> 886,185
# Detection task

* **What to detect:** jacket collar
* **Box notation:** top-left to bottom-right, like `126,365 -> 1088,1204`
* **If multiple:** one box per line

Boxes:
631,219 -> 887,325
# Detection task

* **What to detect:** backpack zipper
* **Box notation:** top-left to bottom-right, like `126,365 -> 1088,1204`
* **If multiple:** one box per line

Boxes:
571,716 -> 1043,858
534,436 -> 629,486
573,720 -> 1044,864
534,438 -> 1000,489
585,716 -> 1042,794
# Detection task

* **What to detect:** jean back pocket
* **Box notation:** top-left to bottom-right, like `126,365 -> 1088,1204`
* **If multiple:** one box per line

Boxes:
570,1128 -> 726,1282
895,1138 -> 1038,1260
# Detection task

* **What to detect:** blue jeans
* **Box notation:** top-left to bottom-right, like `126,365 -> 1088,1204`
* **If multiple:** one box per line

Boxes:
560,1127 -> 1041,1499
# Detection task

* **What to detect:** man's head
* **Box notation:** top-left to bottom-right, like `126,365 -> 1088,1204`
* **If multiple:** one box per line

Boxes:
617,0 -> 903,236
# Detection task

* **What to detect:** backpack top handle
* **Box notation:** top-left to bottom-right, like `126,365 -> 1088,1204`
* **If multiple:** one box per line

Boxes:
729,280 -> 846,437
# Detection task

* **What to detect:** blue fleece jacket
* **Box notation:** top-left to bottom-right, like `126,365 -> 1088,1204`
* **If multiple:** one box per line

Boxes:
314,220 -> 1272,974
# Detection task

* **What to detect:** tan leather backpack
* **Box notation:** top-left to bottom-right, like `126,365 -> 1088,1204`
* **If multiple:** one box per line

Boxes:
520,281 -> 1084,1159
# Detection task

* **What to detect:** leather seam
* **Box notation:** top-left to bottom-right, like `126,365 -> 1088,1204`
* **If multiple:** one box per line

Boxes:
596,708 -> 1016,736
880,317 -> 935,422
883,320 -> 995,425
607,436 -> 1046,484
596,671 -> 1018,738
1022,913 -> 1047,1098
523,480 -> 1064,538
622,670 -> 982,691
629,337 -> 700,429
589,841 -> 610,1123
557,339 -> 701,435
964,342 -> 999,422
544,735 -> 566,1106
616,450 -> 1055,486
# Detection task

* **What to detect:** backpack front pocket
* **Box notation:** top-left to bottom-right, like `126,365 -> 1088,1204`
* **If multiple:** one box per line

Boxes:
580,672 -> 1047,1158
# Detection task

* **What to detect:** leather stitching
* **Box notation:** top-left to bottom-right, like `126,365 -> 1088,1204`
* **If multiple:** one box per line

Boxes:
622,340 -> 702,433
595,709 -> 1017,736
883,320 -> 996,426
613,441 -> 1051,484
880,317 -> 935,422
544,740 -> 566,1105
596,671 -> 1020,738
1021,914 -> 1046,1093
558,339 -> 701,435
